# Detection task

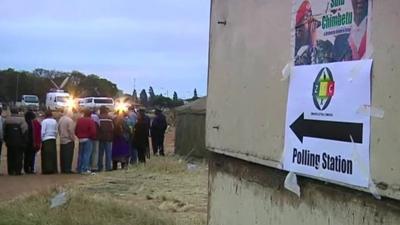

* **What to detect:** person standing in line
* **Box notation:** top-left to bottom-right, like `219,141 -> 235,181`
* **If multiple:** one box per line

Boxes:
3,107 -> 28,175
150,109 -> 168,156
126,106 -> 137,164
31,113 -> 42,173
90,110 -> 100,171
24,110 -> 41,174
133,111 -> 149,163
58,109 -> 75,174
97,106 -> 114,171
141,109 -> 151,159
41,110 -> 58,174
75,109 -> 97,174
112,112 -> 131,169
0,108 -> 4,171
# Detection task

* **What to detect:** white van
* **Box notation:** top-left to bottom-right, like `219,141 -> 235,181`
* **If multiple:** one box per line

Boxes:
81,97 -> 114,111
46,91 -> 70,111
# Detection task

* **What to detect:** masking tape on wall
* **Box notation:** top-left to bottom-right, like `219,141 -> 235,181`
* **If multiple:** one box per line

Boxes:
369,180 -> 382,200
362,45 -> 374,60
357,105 -> 384,118
349,47 -> 374,82
284,172 -> 301,197
281,63 -> 292,81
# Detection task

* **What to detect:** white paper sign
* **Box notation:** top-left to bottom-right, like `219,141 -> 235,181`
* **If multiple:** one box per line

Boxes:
283,60 -> 372,187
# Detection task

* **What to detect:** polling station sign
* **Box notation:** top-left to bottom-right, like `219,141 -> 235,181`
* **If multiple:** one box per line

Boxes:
283,60 -> 372,187
293,0 -> 372,66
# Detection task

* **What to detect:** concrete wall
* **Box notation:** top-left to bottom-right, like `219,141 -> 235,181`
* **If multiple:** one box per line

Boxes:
206,0 -> 400,224
208,153 -> 400,225
206,0 -> 400,200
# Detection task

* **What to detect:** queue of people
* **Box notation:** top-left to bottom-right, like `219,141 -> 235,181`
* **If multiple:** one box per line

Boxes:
0,105 -> 168,176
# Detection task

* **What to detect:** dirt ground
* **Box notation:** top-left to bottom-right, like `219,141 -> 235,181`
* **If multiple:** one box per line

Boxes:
0,127 -> 176,201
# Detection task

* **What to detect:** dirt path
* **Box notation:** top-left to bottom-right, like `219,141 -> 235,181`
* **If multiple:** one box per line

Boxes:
0,128 -> 176,201
0,174 -> 82,201
0,144 -> 84,201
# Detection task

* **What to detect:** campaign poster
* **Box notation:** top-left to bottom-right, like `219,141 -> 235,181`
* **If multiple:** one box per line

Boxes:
283,60 -> 372,187
292,0 -> 372,66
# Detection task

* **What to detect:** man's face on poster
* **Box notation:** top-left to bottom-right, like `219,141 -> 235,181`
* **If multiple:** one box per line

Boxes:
296,23 -> 309,46
352,0 -> 368,19
295,9 -> 312,46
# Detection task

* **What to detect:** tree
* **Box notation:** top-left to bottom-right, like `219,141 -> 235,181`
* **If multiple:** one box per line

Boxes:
73,74 -> 118,97
173,91 -> 178,101
140,89 -> 148,106
192,88 -> 199,100
152,95 -> 172,108
148,86 -> 155,105
149,86 -> 155,98
132,89 -> 138,102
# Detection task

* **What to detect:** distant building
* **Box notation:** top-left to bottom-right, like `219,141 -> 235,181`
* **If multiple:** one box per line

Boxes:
174,97 -> 207,158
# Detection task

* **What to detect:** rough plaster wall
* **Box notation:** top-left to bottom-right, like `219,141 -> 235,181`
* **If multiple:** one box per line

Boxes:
209,171 -> 400,225
368,0 -> 400,200
206,0 -> 290,167
206,0 -> 400,199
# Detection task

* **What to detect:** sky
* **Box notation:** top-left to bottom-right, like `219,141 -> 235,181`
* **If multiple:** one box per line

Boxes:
0,0 -> 210,99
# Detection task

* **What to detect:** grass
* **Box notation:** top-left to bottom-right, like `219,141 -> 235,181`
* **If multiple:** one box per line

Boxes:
0,190 -> 173,225
0,156 -> 208,225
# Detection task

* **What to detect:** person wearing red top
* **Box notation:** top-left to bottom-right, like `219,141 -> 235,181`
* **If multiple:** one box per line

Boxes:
75,109 -> 97,174
24,110 -> 41,174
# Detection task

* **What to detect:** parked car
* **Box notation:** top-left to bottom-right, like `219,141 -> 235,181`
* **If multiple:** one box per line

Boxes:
16,95 -> 40,111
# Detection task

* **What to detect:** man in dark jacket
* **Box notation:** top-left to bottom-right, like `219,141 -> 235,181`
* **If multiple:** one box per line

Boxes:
3,107 -> 28,175
150,109 -> 167,156
97,106 -> 114,171
134,112 -> 149,163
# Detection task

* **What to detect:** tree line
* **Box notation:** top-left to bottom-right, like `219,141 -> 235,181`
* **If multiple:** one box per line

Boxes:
0,68 -> 201,109
133,87 -> 199,108
0,68 -> 119,103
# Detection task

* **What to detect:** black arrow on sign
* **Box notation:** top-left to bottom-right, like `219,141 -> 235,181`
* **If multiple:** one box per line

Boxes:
290,113 -> 363,143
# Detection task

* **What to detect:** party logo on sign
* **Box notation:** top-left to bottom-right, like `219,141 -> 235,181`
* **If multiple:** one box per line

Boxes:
312,67 -> 335,111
